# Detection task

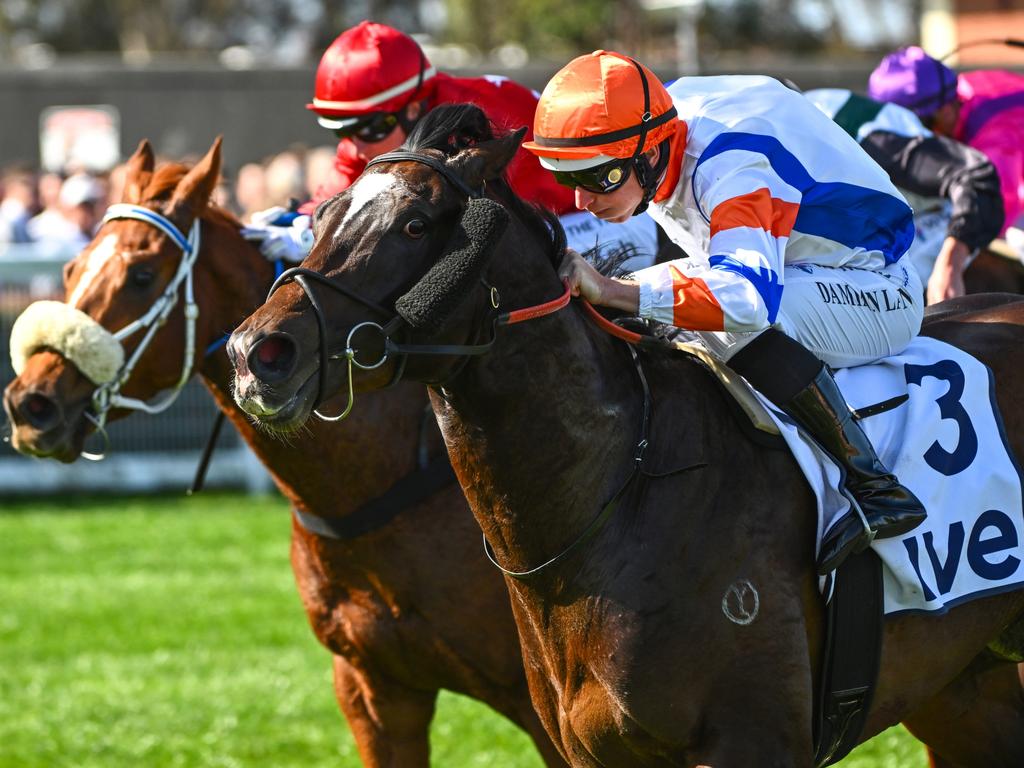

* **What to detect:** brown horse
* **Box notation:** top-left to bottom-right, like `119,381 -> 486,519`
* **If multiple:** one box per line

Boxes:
964,248 -> 1024,295
2,139 -> 566,767
228,104 -> 1024,767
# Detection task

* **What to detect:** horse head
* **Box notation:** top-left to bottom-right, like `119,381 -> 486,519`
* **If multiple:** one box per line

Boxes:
3,136 -> 256,461
229,104 -> 564,433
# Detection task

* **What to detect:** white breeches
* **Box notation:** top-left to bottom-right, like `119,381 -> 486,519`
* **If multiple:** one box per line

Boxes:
700,260 -> 924,370
560,211 -> 660,274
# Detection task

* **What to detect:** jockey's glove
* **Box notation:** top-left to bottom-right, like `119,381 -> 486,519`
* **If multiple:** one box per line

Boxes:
241,206 -> 314,262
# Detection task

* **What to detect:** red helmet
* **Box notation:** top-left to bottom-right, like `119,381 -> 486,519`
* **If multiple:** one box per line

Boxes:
307,21 -> 436,130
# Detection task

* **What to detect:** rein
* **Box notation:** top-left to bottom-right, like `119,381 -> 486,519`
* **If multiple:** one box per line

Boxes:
264,146 -> 572,422
82,204 -> 202,458
270,146 -> 693,579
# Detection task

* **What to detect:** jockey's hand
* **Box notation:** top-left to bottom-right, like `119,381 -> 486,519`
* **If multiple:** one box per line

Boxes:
927,237 -> 970,305
557,248 -> 640,313
241,206 -> 315,262
558,248 -> 605,302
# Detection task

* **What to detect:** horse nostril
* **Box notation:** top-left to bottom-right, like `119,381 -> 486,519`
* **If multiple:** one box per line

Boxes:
20,392 -> 61,431
248,333 -> 297,382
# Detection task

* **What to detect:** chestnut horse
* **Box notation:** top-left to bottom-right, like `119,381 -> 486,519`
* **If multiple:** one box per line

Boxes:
2,139 -> 565,767
229,105 -> 1024,767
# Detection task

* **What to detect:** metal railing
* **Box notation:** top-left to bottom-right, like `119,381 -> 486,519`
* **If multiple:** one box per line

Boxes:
0,250 -> 272,496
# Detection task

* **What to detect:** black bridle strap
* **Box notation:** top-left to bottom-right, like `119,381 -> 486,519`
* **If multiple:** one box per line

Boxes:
292,452 -> 457,540
366,151 -> 483,199
269,266 -> 393,317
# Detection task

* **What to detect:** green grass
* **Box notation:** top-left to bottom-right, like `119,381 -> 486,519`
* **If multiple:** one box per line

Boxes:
0,493 -> 926,767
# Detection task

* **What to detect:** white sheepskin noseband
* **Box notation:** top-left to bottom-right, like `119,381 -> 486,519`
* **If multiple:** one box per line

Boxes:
9,300 -> 124,385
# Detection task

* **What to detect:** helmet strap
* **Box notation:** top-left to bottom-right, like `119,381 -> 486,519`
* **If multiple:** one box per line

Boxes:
631,138 -> 671,216
627,57 -> 659,217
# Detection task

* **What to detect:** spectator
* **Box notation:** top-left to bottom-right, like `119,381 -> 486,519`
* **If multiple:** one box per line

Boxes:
303,146 -> 337,202
0,168 -> 38,244
235,162 -> 269,221
264,150 -> 306,209
27,173 -> 105,253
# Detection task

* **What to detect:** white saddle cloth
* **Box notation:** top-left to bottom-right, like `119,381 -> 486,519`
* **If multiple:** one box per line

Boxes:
758,336 -> 1024,615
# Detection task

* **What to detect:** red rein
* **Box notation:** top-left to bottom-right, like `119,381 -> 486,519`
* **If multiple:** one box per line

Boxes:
500,280 -> 644,345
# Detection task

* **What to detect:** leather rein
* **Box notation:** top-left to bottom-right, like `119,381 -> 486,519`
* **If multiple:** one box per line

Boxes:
265,150 -> 571,422
268,148 -> 701,577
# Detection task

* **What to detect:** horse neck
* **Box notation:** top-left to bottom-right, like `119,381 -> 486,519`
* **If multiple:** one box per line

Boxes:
437,222 -> 652,571
193,220 -> 433,518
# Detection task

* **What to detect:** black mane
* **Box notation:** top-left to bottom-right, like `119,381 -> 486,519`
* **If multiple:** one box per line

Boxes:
401,103 -> 566,267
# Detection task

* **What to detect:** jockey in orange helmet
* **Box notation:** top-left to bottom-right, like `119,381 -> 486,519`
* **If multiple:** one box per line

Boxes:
244,22 -> 661,269
523,51 -> 928,574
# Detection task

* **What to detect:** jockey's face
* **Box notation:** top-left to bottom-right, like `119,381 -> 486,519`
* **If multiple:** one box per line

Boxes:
926,100 -> 961,137
573,146 -> 659,224
350,124 -> 407,163
347,102 -> 423,163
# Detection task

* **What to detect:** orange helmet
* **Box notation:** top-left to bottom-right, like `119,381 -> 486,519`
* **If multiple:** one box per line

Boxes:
308,21 -> 436,131
522,50 -> 677,172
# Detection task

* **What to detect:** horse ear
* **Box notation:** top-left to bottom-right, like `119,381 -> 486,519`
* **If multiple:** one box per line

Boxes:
169,135 -> 223,216
122,139 -> 155,203
451,127 -> 527,190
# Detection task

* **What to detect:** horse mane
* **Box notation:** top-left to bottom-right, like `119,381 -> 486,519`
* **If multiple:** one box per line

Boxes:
401,103 -> 566,267
141,162 -> 240,230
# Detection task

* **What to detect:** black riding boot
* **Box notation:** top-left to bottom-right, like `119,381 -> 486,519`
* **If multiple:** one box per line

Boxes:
729,330 -> 926,574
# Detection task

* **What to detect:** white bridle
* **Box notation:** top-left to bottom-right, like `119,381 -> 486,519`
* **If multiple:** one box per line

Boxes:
83,204 -> 202,455
9,202 -> 208,459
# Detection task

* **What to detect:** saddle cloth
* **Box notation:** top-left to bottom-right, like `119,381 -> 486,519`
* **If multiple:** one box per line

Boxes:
754,336 -> 1024,615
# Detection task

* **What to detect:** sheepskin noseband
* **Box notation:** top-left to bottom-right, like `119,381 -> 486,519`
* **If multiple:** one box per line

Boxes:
9,300 -> 124,385
394,197 -> 509,334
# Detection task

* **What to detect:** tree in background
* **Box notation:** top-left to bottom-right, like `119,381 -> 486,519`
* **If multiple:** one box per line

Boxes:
0,0 -> 916,66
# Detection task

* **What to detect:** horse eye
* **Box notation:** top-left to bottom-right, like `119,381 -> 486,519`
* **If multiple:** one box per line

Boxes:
130,266 -> 156,288
403,219 -> 427,239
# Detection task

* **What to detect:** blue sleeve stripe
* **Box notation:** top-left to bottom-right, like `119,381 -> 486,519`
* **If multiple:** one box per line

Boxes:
696,132 -> 914,264
709,254 -> 783,324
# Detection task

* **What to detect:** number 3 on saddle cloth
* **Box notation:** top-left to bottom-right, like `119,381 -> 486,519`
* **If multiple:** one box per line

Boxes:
760,335 -> 1024,615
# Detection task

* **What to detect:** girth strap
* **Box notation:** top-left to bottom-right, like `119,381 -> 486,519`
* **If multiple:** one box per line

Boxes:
292,453 -> 457,540
813,549 -> 884,766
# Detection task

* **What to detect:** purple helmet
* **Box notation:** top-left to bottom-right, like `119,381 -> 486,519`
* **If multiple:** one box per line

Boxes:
868,46 -> 958,118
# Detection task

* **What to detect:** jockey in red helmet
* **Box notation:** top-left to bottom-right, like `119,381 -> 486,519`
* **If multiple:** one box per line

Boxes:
306,21 -> 572,215
244,22 -> 662,269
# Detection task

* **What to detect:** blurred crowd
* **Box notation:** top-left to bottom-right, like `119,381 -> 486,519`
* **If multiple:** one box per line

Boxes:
0,143 -> 337,261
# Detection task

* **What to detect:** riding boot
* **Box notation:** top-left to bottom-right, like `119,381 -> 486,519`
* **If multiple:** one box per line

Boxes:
727,329 -> 926,575
784,366 -> 927,574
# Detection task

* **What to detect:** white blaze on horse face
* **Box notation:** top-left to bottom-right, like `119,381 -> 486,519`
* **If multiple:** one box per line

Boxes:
337,173 -> 398,238
68,234 -> 120,308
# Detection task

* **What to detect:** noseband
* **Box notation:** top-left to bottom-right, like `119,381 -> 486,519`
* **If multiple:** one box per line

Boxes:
266,150 -> 570,422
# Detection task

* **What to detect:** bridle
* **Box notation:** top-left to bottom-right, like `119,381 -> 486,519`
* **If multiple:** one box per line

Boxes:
82,203 -> 202,457
265,147 -> 703,581
266,150 -> 570,422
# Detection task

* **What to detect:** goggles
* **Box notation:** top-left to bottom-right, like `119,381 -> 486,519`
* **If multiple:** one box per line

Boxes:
331,111 -> 401,144
551,158 -> 633,194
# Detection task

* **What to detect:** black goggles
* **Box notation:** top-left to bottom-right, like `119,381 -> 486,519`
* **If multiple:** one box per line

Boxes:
550,158 -> 633,194
332,112 -> 401,144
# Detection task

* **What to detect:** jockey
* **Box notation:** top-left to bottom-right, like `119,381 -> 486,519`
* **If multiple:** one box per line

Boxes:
868,47 -> 1024,255
805,88 -> 1004,304
246,21 -> 660,269
522,51 -> 927,574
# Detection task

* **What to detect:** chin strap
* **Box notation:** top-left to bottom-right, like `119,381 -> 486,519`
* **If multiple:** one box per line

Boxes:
631,137 -> 672,217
